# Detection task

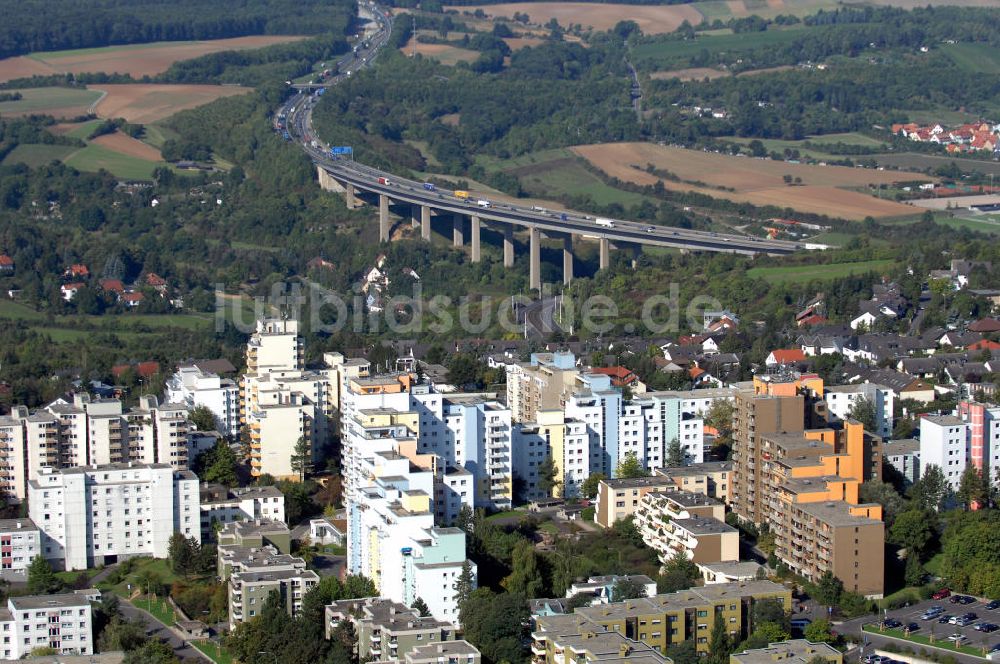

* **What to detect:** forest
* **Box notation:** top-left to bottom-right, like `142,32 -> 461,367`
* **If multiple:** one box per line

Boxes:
0,0 -> 357,59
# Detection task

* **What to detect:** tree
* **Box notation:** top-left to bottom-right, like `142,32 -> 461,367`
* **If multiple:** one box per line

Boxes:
167,533 -> 198,576
580,473 -> 606,500
27,555 -> 60,594
412,597 -> 430,616
708,616 -> 733,664
123,639 -> 178,664
860,480 -> 905,527
203,440 -> 239,487
326,619 -> 358,664
803,618 -> 835,643
904,554 -> 926,587
189,405 -> 216,432
752,598 -> 788,631
910,464 -> 950,512
889,509 -> 935,560
615,452 -> 647,479
537,455 -> 560,497
658,551 -> 700,593
502,541 -> 545,598
612,576 -> 648,601
958,466 -> 990,510
666,437 -> 685,467
453,561 -> 475,612
812,571 -> 843,607
460,589 -> 529,664
290,436 -> 312,483
848,396 -> 878,432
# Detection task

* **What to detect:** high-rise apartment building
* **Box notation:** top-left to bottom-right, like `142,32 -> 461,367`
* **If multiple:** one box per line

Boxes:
28,463 -> 200,570
919,415 -> 969,490
0,592 -> 96,659
166,364 -> 240,436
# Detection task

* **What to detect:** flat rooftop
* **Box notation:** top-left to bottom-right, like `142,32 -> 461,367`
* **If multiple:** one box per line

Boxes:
731,639 -> 841,664
883,438 -> 920,455
673,517 -> 736,536
10,593 -> 91,609
793,501 -> 882,527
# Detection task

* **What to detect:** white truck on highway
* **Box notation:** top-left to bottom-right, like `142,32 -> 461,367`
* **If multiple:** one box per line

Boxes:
595,217 -> 615,228
477,199 -> 491,208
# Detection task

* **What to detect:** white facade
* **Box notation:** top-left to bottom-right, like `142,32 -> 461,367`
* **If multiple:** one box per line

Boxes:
200,486 -> 285,538
28,463 -> 200,571
166,366 -> 240,436
825,383 -> 894,439
0,519 -> 41,576
0,593 -> 94,659
919,415 -> 969,490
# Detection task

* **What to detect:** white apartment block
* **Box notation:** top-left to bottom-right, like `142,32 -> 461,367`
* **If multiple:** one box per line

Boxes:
241,320 -> 350,480
919,415 -> 969,490
0,394 -> 196,506
0,519 -> 41,577
825,383 -> 895,439
350,477 -> 476,623
512,410 -> 591,502
199,485 -> 285,539
0,592 -> 95,659
166,365 -> 240,436
28,463 -> 200,571
621,394 -> 705,470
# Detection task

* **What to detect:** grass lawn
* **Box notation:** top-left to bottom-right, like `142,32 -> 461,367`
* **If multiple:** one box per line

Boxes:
632,27 -> 808,68
924,552 -> 944,577
0,87 -> 102,115
747,259 -> 896,284
1,143 -> 79,168
55,567 -> 102,585
727,133 -> 889,159
938,214 -> 1000,235
63,143 -> 162,180
0,299 -> 214,334
141,122 -> 180,150
941,43 -> 1000,75
102,558 -> 180,598
28,41 -> 200,61
134,594 -> 176,627
0,299 -> 46,320
492,151 -> 653,207
193,641 -> 235,664
863,624 -> 992,658
806,231 -> 857,246
64,119 -> 105,140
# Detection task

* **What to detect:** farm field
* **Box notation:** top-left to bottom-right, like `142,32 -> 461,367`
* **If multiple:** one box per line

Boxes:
632,27 -> 808,68
747,259 -> 898,284
399,37 -> 479,65
0,87 -> 102,118
452,2 -> 703,34
570,142 -> 927,220
90,84 -> 252,123
650,67 -> 730,81
875,152 -> 1000,176
0,36 -> 307,83
1,144 -> 78,168
941,42 -> 1000,74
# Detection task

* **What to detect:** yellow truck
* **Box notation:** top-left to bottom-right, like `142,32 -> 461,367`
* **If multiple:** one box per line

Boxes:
454,190 -> 470,199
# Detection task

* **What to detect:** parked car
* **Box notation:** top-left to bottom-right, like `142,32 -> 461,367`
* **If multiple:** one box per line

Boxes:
957,596 -> 976,605
947,633 -> 965,643
906,623 -> 919,632
987,600 -> 1000,611
933,589 -> 952,600
883,619 -> 902,629
939,615 -> 953,624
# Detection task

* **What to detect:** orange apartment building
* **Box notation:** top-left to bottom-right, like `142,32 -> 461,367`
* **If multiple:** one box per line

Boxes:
733,372 -> 885,597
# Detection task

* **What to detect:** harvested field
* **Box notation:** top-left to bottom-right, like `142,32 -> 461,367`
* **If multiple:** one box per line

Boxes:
399,38 -> 479,65
503,37 -> 547,50
651,67 -> 729,81
452,2 -> 702,34
0,36 -> 307,82
91,133 -> 162,161
736,64 -> 794,76
90,84 -> 251,123
571,142 -> 928,220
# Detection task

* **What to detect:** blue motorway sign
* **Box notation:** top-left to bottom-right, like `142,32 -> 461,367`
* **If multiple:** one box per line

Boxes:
330,146 -> 353,155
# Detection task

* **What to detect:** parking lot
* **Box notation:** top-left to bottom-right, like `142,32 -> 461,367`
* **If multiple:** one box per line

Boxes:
873,593 -> 1000,655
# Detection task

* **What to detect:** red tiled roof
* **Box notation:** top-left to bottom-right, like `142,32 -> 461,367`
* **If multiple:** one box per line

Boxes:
66,264 -> 89,277
123,292 -> 145,303
689,367 -> 706,379
769,349 -> 806,364
591,366 -> 638,386
112,361 -> 161,379
144,273 -> 167,287
0,255 -> 13,266
797,314 -> 828,327
968,340 -> 1000,351
61,282 -> 85,291
99,278 -> 125,293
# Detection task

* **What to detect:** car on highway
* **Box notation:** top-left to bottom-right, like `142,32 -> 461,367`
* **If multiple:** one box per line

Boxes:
988,600 -> 1000,610
646,226 -> 656,233
932,589 -> 952,600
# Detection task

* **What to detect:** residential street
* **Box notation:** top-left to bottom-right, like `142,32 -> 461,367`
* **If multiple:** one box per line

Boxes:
119,600 -> 209,662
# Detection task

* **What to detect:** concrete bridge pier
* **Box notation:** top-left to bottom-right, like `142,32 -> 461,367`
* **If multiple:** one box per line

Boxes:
452,214 -> 464,246
410,204 -> 420,229
345,183 -> 359,209
471,215 -> 481,263
599,237 -> 610,270
421,206 -> 431,241
529,227 -> 541,291
503,226 -> 515,268
562,236 -> 573,286
379,194 -> 390,243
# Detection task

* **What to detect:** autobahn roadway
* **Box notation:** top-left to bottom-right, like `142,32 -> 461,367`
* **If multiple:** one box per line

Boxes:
279,2 -> 812,258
